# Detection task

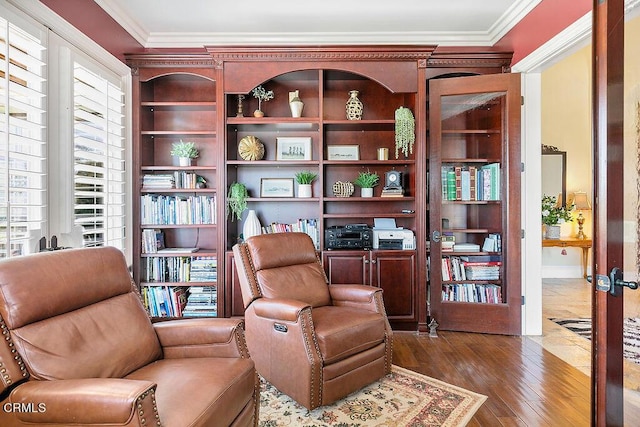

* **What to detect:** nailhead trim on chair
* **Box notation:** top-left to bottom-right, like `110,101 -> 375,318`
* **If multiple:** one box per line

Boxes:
0,317 -> 28,386
300,308 -> 323,409
237,243 -> 262,302
233,321 -> 251,359
373,293 -> 393,374
136,388 -> 160,426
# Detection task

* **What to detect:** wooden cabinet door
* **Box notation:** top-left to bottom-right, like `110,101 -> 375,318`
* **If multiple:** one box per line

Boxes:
371,251 -> 416,322
322,251 -> 369,285
428,73 -> 521,335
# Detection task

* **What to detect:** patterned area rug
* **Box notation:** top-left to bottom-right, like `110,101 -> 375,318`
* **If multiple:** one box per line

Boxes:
259,365 -> 487,426
549,317 -> 640,365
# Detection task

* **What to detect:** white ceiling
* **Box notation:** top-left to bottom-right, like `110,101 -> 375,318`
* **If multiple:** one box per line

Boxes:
95,0 -> 541,48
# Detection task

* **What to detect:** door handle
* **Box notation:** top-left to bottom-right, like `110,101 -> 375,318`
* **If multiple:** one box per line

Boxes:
432,230 -> 441,243
587,267 -> 638,297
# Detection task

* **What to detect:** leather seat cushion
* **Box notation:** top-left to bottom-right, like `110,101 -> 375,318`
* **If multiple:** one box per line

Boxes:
126,357 -> 256,427
311,306 -> 386,365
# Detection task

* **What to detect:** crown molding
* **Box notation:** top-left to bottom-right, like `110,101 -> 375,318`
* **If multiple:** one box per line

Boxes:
144,30 -> 498,49
487,0 -> 541,45
94,0 -> 148,46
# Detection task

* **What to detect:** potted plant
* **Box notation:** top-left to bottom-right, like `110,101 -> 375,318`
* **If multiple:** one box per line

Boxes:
541,195 -> 574,239
170,140 -> 199,166
294,170 -> 318,198
395,106 -> 415,159
251,85 -> 274,117
353,170 -> 380,198
227,182 -> 248,221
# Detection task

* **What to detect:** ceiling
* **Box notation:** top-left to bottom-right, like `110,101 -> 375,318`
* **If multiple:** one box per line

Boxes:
94,0 -> 540,48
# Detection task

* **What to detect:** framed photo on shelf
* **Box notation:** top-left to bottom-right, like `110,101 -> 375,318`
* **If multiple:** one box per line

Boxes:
260,178 -> 295,198
327,144 -> 360,161
276,137 -> 312,161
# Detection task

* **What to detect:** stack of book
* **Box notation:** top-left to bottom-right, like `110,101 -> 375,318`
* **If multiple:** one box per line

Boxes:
381,187 -> 404,197
182,286 -> 217,317
189,257 -> 217,282
142,174 -> 175,190
442,283 -> 503,303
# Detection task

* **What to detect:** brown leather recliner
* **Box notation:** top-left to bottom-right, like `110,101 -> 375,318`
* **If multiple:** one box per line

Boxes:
0,246 -> 259,427
233,232 -> 393,410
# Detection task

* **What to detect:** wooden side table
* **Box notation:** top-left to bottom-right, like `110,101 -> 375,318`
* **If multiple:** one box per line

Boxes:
542,238 -> 592,278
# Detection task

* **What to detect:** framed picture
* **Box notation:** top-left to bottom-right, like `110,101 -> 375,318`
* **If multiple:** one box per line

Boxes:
276,137 -> 312,161
260,178 -> 295,198
327,145 -> 360,161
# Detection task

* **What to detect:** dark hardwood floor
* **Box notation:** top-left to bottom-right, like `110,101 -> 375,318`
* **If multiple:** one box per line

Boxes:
393,331 -> 597,426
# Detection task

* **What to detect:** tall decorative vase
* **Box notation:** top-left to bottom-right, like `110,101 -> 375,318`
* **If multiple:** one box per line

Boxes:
242,210 -> 262,240
345,90 -> 363,120
289,90 -> 304,118
545,224 -> 561,239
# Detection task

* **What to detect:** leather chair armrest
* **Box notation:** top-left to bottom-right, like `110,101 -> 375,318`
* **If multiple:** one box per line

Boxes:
328,284 -> 383,312
7,378 -> 156,426
153,317 -> 251,359
252,298 -> 310,322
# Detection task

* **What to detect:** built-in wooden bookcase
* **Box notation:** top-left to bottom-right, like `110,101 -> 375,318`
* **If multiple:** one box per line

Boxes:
128,54 -> 221,319
127,48 -> 520,334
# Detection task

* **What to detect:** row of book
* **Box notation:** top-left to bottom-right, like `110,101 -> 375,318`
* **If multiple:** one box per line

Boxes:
142,286 -> 188,317
442,283 -> 503,304
441,255 -> 502,281
143,256 -> 217,283
442,163 -> 500,201
141,194 -> 217,225
142,172 -> 202,190
142,285 -> 218,317
261,218 -> 320,250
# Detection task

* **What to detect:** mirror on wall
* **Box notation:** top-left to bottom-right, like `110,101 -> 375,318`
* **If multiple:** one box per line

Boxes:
541,145 -> 567,207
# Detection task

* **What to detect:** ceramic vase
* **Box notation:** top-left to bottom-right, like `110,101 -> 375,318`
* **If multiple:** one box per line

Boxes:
298,184 -> 312,198
289,90 -> 304,118
345,90 -> 363,120
545,224 -> 561,239
178,157 -> 192,167
243,210 -> 262,240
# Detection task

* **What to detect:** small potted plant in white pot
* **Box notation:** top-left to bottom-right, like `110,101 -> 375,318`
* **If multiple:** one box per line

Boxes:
353,170 -> 379,198
170,140 -> 199,166
294,170 -> 318,198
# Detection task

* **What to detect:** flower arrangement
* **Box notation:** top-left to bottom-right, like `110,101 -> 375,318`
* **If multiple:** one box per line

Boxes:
353,170 -> 380,188
541,195 -> 574,225
170,140 -> 199,159
251,85 -> 274,116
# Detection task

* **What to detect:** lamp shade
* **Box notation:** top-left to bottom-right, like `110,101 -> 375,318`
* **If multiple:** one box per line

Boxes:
571,191 -> 591,210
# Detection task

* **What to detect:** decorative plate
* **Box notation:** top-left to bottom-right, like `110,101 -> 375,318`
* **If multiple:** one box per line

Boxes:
238,135 -> 265,161
332,181 -> 354,198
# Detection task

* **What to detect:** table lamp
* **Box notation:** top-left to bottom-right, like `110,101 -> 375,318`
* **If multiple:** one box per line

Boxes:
571,191 -> 591,240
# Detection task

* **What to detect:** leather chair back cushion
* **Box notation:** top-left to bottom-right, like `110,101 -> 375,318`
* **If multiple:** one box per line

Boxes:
11,292 -> 162,380
247,233 -> 331,307
0,247 -> 162,380
256,263 -> 331,307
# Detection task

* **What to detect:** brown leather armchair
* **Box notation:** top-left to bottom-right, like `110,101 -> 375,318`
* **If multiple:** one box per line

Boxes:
0,247 -> 259,427
233,232 -> 392,410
